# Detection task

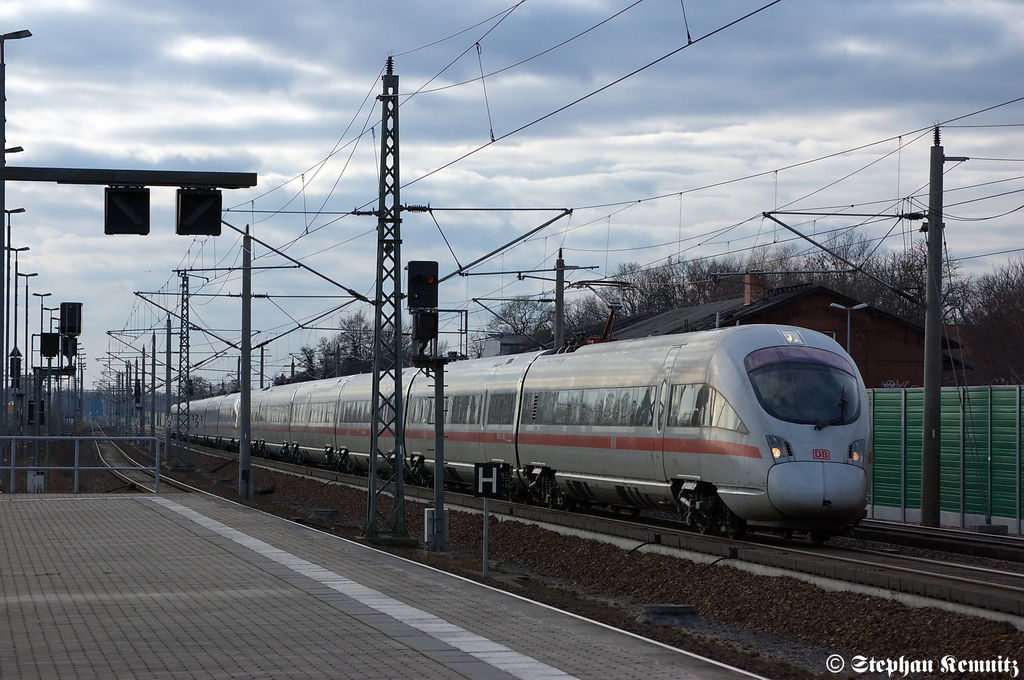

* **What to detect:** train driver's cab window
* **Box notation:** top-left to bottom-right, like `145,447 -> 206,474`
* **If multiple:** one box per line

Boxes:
744,346 -> 860,427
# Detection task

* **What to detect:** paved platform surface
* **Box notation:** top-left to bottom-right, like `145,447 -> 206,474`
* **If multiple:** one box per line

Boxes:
0,492 -> 762,679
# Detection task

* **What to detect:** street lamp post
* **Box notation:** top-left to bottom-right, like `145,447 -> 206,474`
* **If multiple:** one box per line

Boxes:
829,302 -> 868,354
33,292 -> 50,368
31,291 -> 49,443
2,29 -> 32,436
22,275 -> 36,380
44,306 -> 58,332
7,240 -> 28,349
12,255 -> 30,431
3,207 -> 25,429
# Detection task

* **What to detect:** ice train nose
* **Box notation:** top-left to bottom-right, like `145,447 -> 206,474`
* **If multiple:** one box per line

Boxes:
766,462 -> 867,519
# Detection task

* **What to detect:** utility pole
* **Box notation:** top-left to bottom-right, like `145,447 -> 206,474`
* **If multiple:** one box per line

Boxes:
164,318 -> 171,460
921,127 -> 967,527
554,250 -> 565,350
238,226 -> 253,500
427,358 -> 449,551
150,332 -> 156,438
174,271 -> 192,469
139,351 -> 145,435
363,58 -> 412,543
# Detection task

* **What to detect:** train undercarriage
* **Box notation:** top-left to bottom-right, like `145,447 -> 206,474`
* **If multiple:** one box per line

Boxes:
184,433 -> 842,542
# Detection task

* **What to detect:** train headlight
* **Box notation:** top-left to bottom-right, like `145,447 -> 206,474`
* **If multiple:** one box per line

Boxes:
848,439 -> 867,463
766,435 -> 792,461
778,329 -> 805,345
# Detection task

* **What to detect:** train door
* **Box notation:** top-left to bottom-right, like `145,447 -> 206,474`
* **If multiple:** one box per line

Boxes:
660,344 -> 703,482
510,351 -> 551,488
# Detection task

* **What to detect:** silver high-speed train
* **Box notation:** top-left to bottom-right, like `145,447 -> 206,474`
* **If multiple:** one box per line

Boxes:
187,324 -> 870,539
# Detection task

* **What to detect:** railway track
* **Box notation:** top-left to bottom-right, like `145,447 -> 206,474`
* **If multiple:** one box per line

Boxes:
90,429 -> 192,494
156,439 -> 1024,622
852,519 -> 1024,563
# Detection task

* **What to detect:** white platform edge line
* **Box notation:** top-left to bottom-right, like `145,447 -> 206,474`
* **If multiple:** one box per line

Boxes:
150,497 -> 577,680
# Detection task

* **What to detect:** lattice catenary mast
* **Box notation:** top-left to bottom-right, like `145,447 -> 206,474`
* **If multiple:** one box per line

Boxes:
363,57 -> 411,541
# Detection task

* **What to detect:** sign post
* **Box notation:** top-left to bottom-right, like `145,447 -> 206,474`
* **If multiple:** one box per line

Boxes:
474,462 -> 502,578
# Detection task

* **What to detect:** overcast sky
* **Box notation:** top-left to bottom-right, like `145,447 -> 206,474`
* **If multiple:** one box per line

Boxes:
3,0 -> 1024,391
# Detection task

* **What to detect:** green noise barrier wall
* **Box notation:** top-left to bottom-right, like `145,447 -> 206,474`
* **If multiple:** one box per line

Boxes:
868,386 -> 1021,532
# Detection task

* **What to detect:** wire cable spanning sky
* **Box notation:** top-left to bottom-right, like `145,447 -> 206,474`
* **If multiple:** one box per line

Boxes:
3,0 -> 1024,387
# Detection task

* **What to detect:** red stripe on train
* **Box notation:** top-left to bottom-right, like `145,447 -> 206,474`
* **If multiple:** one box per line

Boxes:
252,425 -> 762,458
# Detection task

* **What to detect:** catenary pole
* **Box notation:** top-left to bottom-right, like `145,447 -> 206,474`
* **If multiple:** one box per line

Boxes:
238,226 -> 253,500
921,126 -> 967,527
363,57 -> 411,542
164,318 -> 171,460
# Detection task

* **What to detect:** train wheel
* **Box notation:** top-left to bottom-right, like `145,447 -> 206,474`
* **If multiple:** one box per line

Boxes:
809,531 -> 831,544
726,520 -> 747,540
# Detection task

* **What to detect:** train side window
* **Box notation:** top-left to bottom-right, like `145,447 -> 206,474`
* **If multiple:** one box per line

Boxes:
353,400 -> 367,423
555,390 -> 581,425
520,392 -> 536,423
613,390 -> 628,426
667,384 -> 747,433
446,394 -> 482,425
710,390 -> 747,433
600,390 -> 620,426
581,390 -> 602,425
634,386 -> 655,427
693,385 -> 712,426
486,392 -> 516,425
668,384 -> 698,427
539,391 -> 557,424
446,396 -> 460,424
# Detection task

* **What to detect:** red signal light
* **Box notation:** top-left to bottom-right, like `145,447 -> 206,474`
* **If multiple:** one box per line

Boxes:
408,261 -> 439,310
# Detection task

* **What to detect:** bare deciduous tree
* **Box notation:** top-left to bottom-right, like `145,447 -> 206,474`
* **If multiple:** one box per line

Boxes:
960,257 -> 1024,384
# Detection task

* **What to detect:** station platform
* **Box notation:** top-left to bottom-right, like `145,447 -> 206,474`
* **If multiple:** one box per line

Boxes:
0,492 -> 761,680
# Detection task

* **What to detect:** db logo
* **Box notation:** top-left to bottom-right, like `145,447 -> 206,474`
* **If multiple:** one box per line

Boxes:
813,449 -> 831,460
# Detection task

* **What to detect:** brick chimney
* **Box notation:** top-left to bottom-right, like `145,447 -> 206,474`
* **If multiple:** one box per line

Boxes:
744,272 -> 766,304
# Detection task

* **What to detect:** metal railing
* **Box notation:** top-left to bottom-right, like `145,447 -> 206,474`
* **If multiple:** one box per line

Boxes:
1,436 -> 161,494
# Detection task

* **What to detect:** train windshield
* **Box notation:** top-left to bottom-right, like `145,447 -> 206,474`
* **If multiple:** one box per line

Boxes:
744,346 -> 860,428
